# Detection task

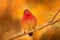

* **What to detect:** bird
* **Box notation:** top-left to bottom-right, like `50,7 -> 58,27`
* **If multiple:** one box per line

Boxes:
21,9 -> 37,36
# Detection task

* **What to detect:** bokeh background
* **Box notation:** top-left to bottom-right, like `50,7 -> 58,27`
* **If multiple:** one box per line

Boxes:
0,0 -> 60,40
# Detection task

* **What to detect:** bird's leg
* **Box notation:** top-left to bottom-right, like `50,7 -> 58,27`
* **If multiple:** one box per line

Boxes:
33,26 -> 36,30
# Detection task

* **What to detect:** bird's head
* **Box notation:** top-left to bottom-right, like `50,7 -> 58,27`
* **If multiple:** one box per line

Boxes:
23,9 -> 32,16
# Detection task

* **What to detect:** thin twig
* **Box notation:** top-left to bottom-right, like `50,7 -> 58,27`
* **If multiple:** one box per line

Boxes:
10,9 -> 60,40
50,18 -> 60,25
49,9 -> 60,23
10,18 -> 60,40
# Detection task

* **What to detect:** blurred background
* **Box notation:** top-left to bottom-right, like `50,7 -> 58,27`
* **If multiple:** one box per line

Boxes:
0,0 -> 60,40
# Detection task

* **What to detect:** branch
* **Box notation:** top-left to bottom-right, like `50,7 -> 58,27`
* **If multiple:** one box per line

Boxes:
49,9 -> 60,23
10,9 -> 60,40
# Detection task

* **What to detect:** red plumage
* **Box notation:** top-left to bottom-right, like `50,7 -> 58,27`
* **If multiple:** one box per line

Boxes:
21,9 -> 37,36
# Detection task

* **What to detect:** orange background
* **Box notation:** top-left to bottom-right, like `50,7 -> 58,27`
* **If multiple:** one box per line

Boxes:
0,0 -> 60,40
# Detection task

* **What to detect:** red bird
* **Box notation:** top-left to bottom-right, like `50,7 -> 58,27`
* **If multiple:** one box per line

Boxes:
21,9 -> 37,36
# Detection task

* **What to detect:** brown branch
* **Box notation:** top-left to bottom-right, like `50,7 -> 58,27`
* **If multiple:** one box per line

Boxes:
10,18 -> 60,40
49,9 -> 60,23
10,9 -> 60,40
50,18 -> 60,25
